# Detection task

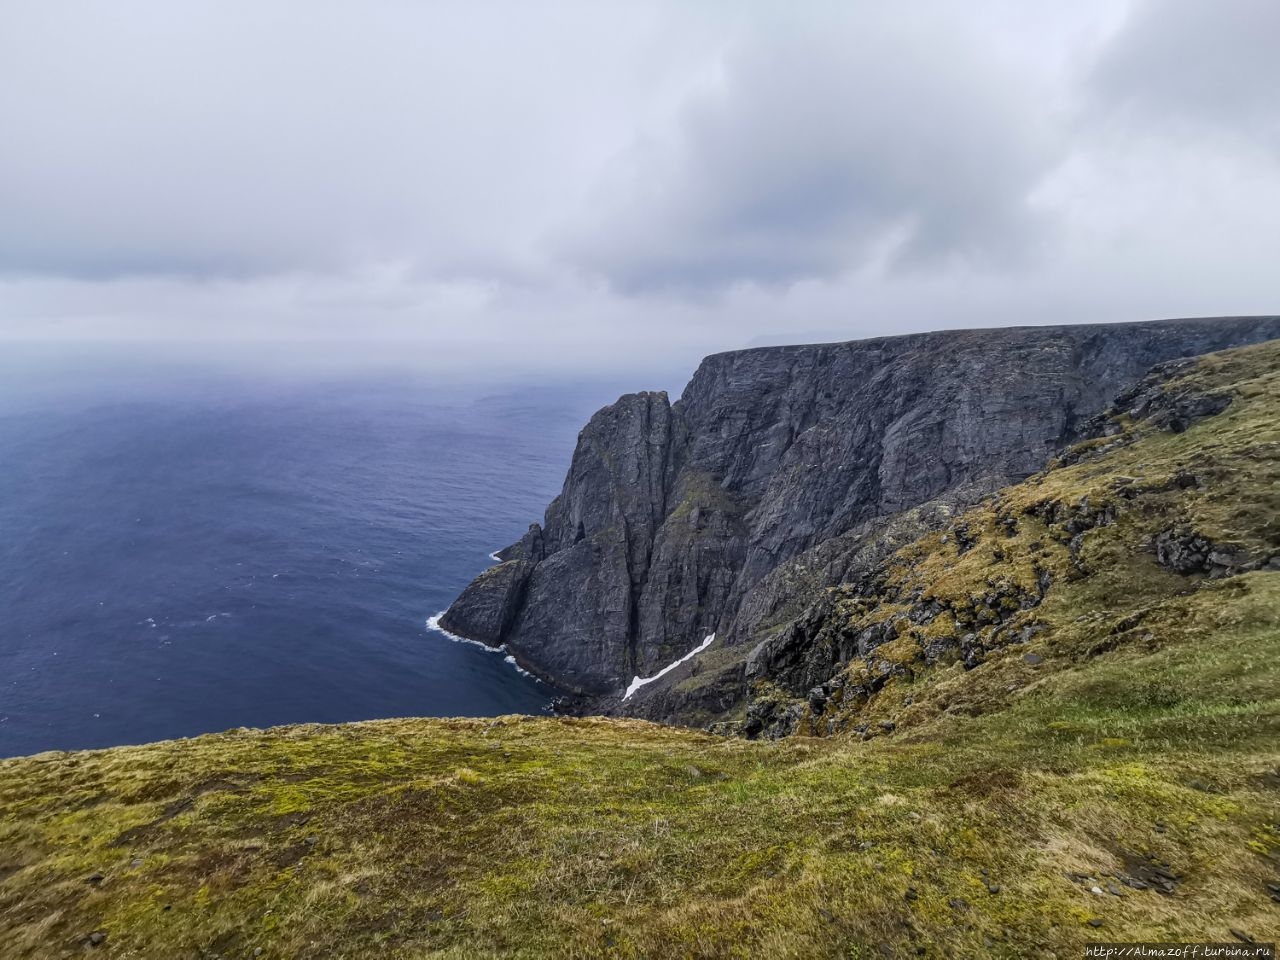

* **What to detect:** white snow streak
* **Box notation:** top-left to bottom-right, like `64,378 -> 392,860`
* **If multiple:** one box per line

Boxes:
622,633 -> 715,700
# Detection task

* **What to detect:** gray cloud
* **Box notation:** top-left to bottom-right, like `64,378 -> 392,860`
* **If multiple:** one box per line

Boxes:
1091,0 -> 1280,151
0,1 -> 675,281
0,1 -> 1276,374
559,10 -> 1060,291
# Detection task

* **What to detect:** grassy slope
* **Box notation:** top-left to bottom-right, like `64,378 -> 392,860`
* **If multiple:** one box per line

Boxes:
758,339 -> 1280,742
2,344 -> 1278,959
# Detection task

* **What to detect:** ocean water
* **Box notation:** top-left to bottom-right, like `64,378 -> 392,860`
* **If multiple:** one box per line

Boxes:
0,349 -> 622,758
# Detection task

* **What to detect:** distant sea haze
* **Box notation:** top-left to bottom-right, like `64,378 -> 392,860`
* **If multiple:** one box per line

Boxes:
0,351 -> 620,757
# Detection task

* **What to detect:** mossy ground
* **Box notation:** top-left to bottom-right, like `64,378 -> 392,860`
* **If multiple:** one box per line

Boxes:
2,343 -> 1278,958
2,685 -> 1277,958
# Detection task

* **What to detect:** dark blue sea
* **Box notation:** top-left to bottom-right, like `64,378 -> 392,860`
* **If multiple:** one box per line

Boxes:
0,346 -> 634,758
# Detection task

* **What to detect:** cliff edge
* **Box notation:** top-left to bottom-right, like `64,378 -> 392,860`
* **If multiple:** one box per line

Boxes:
440,317 -> 1280,712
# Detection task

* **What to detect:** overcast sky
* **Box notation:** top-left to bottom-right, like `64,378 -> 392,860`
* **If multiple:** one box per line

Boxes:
2,0 -> 1277,376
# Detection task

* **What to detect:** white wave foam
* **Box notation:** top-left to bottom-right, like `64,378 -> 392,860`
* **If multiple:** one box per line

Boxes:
504,654 -> 534,678
425,611 -> 496,651
623,633 -> 716,701
426,611 -> 541,683
488,551 -> 502,563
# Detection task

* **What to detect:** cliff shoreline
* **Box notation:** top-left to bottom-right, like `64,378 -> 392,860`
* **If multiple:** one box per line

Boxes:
440,316 -> 1280,719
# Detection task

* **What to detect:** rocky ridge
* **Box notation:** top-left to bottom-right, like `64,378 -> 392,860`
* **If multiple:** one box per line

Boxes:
440,317 -> 1280,715
735,338 -> 1280,738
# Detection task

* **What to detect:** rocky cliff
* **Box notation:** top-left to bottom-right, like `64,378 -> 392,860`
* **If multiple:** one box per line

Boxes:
735,338 -> 1280,739
440,317 -> 1280,709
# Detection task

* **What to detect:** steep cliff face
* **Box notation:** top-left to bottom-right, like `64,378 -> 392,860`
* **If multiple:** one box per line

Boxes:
440,317 -> 1280,700
733,337 -> 1280,739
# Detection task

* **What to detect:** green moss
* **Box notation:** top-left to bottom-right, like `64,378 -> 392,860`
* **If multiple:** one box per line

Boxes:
666,470 -> 742,525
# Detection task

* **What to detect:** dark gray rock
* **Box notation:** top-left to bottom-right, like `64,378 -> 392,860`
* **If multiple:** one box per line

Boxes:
1151,526 -> 1273,579
439,559 -> 536,648
440,523 -> 543,647
1111,358 -> 1233,432
440,317 -> 1280,708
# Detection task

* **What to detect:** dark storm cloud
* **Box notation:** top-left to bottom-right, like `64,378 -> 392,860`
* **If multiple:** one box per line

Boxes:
559,12 -> 1059,292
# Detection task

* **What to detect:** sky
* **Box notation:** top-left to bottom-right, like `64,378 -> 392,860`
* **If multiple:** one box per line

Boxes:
2,0 -> 1278,378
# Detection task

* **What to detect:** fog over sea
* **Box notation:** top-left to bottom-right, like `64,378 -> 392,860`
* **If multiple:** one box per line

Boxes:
0,345 -> 640,758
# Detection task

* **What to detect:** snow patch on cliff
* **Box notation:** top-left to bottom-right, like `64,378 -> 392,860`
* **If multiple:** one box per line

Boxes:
623,633 -> 716,700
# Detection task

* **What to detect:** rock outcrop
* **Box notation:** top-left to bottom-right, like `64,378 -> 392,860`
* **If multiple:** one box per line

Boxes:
440,317 -> 1280,707
718,336 -> 1280,738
